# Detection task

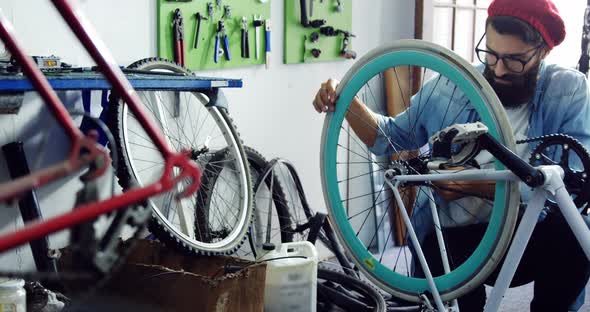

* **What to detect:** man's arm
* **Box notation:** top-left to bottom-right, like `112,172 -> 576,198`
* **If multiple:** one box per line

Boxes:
434,179 -> 495,202
313,79 -> 378,147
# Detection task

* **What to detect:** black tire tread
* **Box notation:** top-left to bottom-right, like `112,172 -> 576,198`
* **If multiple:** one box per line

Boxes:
106,57 -> 252,255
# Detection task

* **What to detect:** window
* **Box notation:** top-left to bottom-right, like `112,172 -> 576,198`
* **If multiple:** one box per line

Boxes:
427,0 -> 491,62
423,0 -> 586,68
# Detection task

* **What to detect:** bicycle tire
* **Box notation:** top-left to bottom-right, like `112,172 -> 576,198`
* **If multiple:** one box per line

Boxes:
243,150 -> 353,268
318,265 -> 386,312
320,40 -> 519,301
107,57 -> 252,255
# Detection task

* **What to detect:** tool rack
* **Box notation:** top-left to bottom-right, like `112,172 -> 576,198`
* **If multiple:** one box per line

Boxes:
158,0 -> 271,71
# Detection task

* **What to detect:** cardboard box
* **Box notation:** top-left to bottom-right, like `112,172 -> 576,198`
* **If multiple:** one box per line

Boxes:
102,239 -> 266,312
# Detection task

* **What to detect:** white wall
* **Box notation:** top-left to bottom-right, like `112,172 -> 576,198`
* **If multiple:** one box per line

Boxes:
544,0 -> 586,68
0,0 -> 414,266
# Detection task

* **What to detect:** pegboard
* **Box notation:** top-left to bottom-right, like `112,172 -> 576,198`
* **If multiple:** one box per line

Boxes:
284,0 -> 353,64
157,0 -> 271,71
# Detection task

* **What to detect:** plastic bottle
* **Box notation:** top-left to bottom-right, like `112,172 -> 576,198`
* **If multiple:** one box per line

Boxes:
0,278 -> 26,312
260,241 -> 318,312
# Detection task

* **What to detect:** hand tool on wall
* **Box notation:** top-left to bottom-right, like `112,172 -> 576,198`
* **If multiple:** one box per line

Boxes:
223,5 -> 232,19
299,0 -> 326,28
241,17 -> 250,58
214,20 -> 231,63
193,12 -> 207,49
319,25 -> 337,36
207,2 -> 214,18
253,15 -> 263,60
335,0 -> 343,13
310,0 -> 313,17
302,35 -> 321,63
338,30 -> 356,59
172,8 -> 185,66
216,0 -> 222,9
265,19 -> 271,69
310,32 -> 319,43
311,48 -> 321,58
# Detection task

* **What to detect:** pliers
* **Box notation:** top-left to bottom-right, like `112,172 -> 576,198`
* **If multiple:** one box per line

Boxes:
172,8 -> 185,66
214,20 -> 231,63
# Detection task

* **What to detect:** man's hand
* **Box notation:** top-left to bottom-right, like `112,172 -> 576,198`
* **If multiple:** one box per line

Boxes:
313,79 -> 339,113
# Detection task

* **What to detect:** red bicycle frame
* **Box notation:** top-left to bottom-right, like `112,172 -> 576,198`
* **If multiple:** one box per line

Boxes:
0,0 -> 201,252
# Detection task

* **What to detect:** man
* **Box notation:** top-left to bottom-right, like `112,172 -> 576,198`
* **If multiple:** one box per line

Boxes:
312,0 -> 590,310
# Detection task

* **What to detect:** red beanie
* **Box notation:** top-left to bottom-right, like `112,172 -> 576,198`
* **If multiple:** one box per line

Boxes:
488,0 -> 565,49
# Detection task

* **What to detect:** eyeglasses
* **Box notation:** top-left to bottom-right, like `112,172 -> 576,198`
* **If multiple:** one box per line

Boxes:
475,33 -> 543,73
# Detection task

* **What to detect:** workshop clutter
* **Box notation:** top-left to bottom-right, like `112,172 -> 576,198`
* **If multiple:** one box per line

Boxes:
159,0 -> 353,69
158,0 -> 271,70
105,240 -> 267,312
285,0 -> 354,64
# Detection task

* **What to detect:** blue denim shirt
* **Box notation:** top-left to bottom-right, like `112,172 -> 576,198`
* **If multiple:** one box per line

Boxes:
368,61 -> 590,241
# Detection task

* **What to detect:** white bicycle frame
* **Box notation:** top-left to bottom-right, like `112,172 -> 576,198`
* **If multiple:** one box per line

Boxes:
385,165 -> 590,312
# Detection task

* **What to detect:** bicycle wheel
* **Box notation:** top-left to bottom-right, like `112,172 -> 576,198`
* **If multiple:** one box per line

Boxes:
317,265 -> 386,312
242,150 -> 349,262
321,40 -> 519,302
108,57 -> 252,255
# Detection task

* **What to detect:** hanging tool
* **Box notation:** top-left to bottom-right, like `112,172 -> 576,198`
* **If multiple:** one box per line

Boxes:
253,15 -> 263,60
318,26 -> 357,59
241,17 -> 250,58
299,0 -> 326,28
193,12 -> 207,49
223,5 -> 232,19
335,0 -> 343,13
310,32 -> 319,43
216,0 -> 222,9
265,19 -> 271,69
319,25 -> 338,36
310,0 -> 313,17
172,8 -> 185,66
206,2 -> 214,18
303,35 -> 321,63
214,20 -> 231,63
339,30 -> 356,59
311,48 -> 322,58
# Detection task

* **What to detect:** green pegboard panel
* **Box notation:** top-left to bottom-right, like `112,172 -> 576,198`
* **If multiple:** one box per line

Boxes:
284,0 -> 352,64
158,0 -> 271,71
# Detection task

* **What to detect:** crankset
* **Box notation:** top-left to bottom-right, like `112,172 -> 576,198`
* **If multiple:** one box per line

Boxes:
523,134 -> 590,213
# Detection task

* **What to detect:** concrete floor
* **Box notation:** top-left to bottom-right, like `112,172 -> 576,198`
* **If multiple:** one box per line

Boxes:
332,245 -> 590,311
487,283 -> 590,312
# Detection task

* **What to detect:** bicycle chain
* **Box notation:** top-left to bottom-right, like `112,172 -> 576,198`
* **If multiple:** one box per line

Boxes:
519,133 -> 590,211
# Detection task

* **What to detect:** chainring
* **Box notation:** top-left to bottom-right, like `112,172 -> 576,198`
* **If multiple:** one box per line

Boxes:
525,134 -> 590,212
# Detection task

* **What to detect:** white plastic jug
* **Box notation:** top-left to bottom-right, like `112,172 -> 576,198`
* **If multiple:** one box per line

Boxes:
260,241 -> 318,312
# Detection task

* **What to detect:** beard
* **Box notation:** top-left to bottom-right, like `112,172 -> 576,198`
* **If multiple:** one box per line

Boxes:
483,62 -> 540,108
